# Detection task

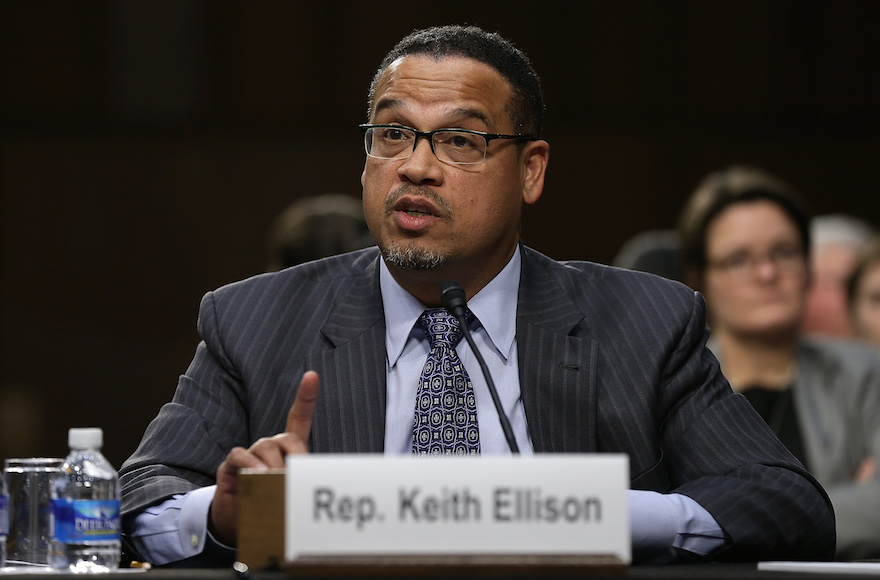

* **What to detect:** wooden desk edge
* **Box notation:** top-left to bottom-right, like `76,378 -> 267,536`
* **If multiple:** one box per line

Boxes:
285,554 -> 627,576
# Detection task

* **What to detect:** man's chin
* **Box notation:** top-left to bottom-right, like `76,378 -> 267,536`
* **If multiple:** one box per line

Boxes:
380,244 -> 447,271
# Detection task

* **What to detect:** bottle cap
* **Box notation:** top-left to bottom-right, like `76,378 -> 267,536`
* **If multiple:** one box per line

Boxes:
68,427 -> 103,449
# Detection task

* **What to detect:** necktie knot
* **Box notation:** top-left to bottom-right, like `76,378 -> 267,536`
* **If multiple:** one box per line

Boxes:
417,309 -> 464,349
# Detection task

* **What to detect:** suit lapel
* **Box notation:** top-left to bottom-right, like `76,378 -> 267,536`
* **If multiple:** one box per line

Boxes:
307,256 -> 387,453
302,247 -> 599,454
517,247 -> 598,453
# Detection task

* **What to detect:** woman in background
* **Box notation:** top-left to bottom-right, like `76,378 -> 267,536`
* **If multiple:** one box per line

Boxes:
679,165 -> 880,560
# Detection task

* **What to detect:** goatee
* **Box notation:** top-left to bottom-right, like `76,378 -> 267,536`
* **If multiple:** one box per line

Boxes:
380,243 -> 447,270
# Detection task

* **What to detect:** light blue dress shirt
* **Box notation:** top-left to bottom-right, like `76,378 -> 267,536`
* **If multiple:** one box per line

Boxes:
127,246 -> 727,565
381,244 -> 530,454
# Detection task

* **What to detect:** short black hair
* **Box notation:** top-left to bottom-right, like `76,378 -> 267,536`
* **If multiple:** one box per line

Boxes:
367,25 -> 544,138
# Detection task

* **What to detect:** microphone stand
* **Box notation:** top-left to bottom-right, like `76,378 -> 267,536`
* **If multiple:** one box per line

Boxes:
441,281 -> 520,455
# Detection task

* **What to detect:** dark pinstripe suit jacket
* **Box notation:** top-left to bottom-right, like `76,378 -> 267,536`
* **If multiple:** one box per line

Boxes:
120,245 -> 834,561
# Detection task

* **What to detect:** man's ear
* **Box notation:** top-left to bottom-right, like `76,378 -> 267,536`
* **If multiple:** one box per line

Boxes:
521,140 -> 549,205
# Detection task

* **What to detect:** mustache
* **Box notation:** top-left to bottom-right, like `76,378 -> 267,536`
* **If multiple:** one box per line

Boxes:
383,186 -> 453,218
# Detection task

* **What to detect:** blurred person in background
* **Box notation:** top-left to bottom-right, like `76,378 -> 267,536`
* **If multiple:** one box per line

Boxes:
804,214 -> 874,337
679,165 -> 880,560
612,229 -> 683,282
848,236 -> 880,347
266,194 -> 374,271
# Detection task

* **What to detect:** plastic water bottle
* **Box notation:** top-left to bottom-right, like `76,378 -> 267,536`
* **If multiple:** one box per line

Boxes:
49,428 -> 120,573
0,462 -> 8,568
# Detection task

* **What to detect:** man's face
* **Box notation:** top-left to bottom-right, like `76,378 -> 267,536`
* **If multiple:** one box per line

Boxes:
361,55 -> 547,297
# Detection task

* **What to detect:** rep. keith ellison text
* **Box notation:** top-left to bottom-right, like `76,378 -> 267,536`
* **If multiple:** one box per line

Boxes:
312,486 -> 602,529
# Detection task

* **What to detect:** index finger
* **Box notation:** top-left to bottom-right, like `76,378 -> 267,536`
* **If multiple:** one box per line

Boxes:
286,370 -> 320,441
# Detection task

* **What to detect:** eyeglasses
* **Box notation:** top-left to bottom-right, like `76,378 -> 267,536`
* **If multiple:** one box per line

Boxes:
706,244 -> 806,277
360,124 -> 535,165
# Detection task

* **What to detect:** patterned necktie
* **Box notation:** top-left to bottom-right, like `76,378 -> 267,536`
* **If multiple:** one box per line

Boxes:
412,308 -> 481,455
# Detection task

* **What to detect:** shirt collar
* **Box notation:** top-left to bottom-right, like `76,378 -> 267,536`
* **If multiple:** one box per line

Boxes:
381,245 -> 522,367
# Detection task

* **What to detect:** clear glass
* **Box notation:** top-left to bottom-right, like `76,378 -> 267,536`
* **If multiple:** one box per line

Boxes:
360,124 -> 532,165
706,243 -> 805,277
4,458 -> 63,568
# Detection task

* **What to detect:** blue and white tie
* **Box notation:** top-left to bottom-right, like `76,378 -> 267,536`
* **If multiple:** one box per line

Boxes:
412,309 -> 480,455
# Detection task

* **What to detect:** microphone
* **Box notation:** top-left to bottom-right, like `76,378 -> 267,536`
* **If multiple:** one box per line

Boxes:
440,281 -> 520,454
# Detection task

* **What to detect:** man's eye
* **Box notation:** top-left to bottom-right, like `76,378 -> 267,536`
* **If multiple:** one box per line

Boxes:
438,132 -> 480,149
452,135 -> 476,148
383,128 -> 409,141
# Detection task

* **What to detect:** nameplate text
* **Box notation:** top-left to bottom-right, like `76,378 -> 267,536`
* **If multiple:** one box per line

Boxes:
284,454 -> 629,563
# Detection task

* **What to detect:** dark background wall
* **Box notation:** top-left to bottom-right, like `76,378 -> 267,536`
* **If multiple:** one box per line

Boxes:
2,0 -> 880,467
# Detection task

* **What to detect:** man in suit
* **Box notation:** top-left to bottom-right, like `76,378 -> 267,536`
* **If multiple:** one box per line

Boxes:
120,26 -> 834,566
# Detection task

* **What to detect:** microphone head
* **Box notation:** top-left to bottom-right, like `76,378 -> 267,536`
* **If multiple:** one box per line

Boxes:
440,281 -> 467,317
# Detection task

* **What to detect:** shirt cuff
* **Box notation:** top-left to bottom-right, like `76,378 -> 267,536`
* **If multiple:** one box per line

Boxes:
128,485 -> 235,566
178,485 -> 219,557
629,489 -> 727,564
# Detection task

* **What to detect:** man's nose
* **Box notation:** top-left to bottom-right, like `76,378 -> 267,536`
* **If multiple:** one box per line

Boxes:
397,136 -> 443,184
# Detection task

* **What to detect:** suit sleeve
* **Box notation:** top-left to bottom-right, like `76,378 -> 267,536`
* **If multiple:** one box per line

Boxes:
119,290 -> 252,517
656,291 -> 835,561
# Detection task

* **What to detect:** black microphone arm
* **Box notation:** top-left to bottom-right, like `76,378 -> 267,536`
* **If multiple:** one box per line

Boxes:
440,281 -> 520,454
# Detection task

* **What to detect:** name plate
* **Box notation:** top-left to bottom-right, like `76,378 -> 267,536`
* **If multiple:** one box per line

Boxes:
284,454 -> 630,564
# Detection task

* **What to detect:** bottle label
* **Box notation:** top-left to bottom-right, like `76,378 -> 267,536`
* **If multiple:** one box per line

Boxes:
51,498 -> 120,543
0,493 -> 8,536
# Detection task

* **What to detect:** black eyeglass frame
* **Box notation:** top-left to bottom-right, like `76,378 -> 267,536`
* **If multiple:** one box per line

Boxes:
359,123 -> 537,165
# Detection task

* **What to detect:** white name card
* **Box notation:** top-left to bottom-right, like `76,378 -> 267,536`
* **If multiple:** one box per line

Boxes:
284,454 -> 630,564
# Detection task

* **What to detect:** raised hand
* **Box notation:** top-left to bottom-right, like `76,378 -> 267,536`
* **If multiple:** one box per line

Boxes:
208,371 -> 320,546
